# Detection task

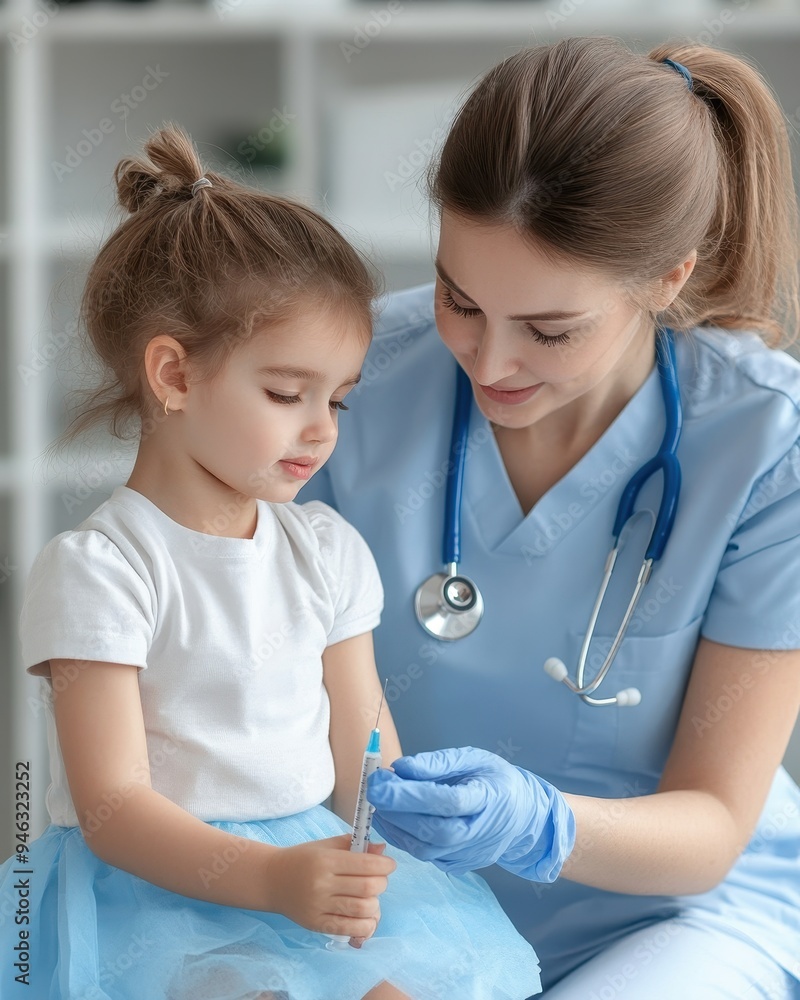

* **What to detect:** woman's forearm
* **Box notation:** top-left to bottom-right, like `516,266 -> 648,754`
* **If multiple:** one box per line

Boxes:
82,782 -> 279,911
558,789 -> 742,895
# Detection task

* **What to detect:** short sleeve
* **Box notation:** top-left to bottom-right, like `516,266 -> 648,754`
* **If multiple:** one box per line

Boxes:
701,439 -> 800,649
302,501 -> 384,646
19,529 -> 156,677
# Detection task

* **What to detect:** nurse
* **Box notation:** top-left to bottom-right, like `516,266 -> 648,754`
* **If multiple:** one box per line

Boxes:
300,36 -> 800,997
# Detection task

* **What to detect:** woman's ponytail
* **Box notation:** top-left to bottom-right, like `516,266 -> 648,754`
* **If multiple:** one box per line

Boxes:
648,42 -> 799,346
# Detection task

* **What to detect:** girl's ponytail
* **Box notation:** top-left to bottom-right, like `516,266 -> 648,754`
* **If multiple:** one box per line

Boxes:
113,123 -> 212,213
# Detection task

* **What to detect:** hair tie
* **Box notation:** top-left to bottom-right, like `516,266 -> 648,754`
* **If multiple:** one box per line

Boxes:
191,176 -> 213,196
662,58 -> 693,92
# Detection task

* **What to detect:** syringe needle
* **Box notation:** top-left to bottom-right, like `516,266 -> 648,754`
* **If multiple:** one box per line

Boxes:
374,678 -> 389,730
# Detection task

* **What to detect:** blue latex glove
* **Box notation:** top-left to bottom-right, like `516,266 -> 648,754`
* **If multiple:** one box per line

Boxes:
366,746 -> 576,880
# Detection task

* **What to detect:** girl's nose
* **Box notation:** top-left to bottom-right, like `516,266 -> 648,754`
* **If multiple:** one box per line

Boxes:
302,408 -> 338,445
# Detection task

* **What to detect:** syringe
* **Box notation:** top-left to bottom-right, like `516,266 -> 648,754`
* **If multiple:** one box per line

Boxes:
326,680 -> 387,950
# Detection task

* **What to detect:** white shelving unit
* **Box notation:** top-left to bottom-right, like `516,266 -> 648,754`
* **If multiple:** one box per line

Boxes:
2,0 -> 800,854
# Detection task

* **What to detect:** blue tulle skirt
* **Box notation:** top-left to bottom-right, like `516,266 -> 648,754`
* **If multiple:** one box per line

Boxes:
0,804 -> 541,1000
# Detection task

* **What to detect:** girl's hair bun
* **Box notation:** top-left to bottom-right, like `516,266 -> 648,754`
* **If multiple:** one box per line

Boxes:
49,118 -> 380,457
113,121 -> 209,213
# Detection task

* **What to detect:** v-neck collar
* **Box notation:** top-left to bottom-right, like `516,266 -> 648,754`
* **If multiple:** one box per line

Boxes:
464,357 -> 666,557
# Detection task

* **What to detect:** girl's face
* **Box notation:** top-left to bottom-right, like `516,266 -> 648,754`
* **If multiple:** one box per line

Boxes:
434,210 -> 653,433
182,307 -> 369,504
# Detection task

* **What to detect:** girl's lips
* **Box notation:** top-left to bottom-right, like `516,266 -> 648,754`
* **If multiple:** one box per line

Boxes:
279,459 -> 317,481
477,381 -> 544,405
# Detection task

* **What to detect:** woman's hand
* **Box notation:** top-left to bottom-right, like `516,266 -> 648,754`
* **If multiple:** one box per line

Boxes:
366,746 -> 575,880
263,834 -> 396,941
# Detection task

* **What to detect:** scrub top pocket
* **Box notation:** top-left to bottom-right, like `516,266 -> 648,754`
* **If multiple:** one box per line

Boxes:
563,615 -> 704,785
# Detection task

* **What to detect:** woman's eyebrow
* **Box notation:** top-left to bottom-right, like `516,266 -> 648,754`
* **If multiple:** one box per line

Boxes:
435,260 -> 479,303
257,365 -> 361,386
434,259 -> 590,321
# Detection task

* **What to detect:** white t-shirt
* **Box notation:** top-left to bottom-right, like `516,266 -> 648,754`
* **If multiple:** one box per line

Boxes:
19,485 -> 384,828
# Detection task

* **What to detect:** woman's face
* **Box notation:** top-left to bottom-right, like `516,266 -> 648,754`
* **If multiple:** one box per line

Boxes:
434,210 -> 654,433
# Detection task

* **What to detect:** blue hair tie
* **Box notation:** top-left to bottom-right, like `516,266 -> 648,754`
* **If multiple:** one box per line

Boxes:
662,58 -> 693,91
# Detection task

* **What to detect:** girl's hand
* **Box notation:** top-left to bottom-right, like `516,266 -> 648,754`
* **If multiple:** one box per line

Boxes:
263,834 -> 396,940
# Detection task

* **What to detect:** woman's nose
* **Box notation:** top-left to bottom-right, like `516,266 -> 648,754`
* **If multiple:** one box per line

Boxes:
471,326 -> 519,387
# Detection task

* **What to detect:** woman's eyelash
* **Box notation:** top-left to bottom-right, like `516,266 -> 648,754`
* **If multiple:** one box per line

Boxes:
440,288 -> 571,347
264,391 -> 348,411
440,288 -> 482,318
531,330 -> 570,347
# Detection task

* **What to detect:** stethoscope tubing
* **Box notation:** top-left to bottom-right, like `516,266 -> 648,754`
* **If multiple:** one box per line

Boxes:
613,327 -> 682,561
443,364 -> 474,567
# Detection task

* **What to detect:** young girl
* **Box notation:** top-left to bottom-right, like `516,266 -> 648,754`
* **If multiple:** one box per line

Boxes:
0,123 -> 543,1000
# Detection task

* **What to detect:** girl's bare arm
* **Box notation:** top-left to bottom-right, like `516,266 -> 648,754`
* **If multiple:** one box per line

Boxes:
49,658 -> 279,911
49,655 -> 395,940
322,632 -> 403,825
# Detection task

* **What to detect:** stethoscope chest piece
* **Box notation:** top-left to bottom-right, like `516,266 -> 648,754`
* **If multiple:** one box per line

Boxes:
415,568 -> 484,640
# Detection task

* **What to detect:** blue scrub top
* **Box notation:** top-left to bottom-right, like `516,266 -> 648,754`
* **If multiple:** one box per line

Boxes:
300,282 -> 800,988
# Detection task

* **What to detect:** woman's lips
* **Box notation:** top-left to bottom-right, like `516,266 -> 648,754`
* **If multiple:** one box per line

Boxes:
477,381 -> 544,405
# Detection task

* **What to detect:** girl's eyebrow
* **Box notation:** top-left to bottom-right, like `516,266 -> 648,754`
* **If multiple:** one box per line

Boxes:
257,364 -> 361,387
434,259 -> 590,322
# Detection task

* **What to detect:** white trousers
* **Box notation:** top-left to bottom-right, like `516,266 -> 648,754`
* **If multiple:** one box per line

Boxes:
540,917 -> 800,1000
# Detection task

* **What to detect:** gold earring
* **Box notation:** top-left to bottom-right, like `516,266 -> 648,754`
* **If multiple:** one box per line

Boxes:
164,397 -> 170,416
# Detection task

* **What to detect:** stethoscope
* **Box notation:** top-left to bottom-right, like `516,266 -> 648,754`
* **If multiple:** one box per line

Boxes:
414,327 -> 683,707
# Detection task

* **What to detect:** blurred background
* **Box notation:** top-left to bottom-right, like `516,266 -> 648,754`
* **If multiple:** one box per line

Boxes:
1,0 -> 800,854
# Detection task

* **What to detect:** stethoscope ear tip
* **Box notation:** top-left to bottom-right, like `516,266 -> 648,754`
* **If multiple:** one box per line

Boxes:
543,657 -> 569,682
615,687 -> 642,707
